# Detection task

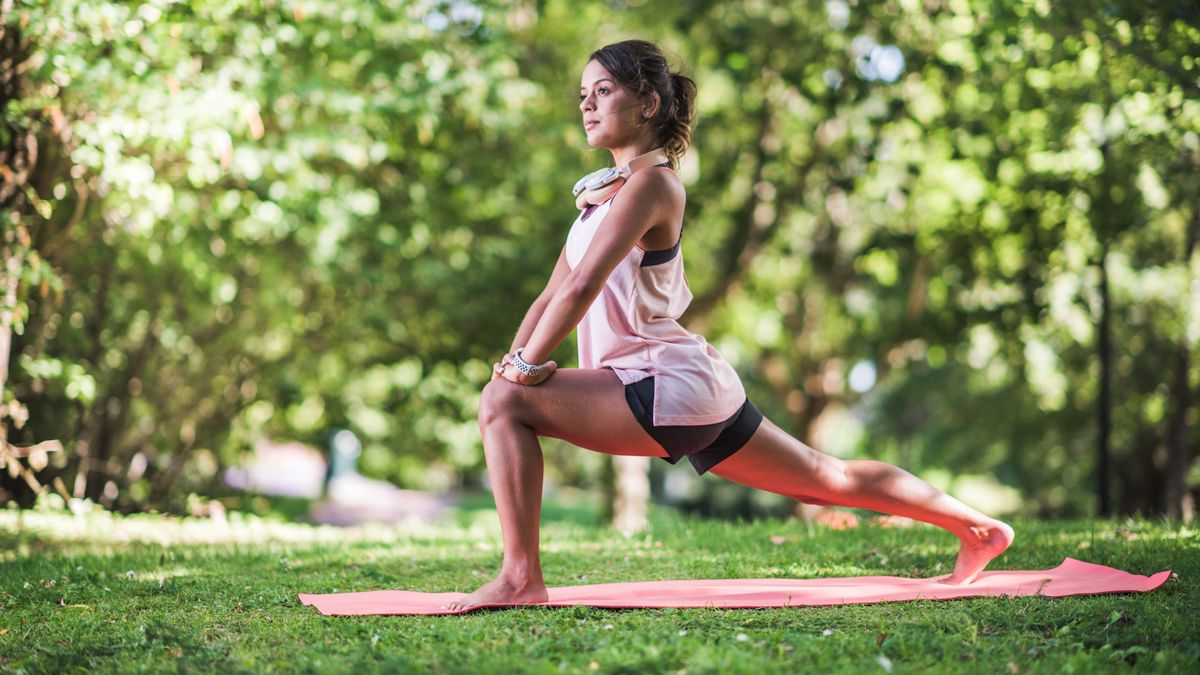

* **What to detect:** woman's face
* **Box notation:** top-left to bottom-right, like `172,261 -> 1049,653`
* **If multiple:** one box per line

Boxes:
579,60 -> 648,148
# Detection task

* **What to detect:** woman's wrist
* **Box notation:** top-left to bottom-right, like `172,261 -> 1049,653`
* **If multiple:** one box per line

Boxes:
512,347 -> 548,375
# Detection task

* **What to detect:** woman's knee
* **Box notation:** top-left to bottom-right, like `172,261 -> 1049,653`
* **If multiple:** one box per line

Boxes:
814,456 -> 853,496
478,378 -> 523,427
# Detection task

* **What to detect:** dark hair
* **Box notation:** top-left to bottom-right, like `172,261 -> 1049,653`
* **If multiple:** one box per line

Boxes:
587,40 -> 697,168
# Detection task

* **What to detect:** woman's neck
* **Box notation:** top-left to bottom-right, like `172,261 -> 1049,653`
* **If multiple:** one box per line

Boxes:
610,140 -> 657,168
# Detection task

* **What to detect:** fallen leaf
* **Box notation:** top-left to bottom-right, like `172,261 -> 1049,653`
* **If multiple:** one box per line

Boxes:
1107,610 -> 1131,627
769,535 -> 786,546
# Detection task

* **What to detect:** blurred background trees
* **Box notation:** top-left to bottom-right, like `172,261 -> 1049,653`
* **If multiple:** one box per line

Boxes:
2,0 -> 1196,520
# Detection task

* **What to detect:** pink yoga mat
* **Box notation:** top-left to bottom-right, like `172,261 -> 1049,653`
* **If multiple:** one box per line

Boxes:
297,557 -> 1170,616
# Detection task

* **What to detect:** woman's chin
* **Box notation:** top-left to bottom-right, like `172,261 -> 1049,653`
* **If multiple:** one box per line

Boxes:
585,134 -> 613,149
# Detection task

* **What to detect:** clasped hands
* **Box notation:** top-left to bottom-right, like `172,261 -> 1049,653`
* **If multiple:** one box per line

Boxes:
492,351 -> 557,386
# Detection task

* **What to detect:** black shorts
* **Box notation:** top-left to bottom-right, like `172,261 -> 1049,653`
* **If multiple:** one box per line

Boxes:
622,375 -> 764,476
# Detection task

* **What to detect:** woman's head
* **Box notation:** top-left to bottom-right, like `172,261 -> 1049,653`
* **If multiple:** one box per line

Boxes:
579,40 -> 696,167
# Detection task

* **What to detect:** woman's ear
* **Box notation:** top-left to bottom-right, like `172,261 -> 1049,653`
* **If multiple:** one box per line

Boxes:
642,91 -> 661,119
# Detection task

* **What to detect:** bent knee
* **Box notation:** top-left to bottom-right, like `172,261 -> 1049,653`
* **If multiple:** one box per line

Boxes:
478,378 -> 523,426
815,456 -> 853,495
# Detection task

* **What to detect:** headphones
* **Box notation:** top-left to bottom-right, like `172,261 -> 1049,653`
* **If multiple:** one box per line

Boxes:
572,147 -> 669,210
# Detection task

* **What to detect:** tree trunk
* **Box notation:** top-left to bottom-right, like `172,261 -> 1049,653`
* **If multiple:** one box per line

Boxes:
0,3 -> 34,503
607,455 -> 650,533
1165,344 -> 1193,520
1097,246 -> 1112,516
1,0 -> 22,425
0,239 -> 18,446
1165,205 -> 1198,520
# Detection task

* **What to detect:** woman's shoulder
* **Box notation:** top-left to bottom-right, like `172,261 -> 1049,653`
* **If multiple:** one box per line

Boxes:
625,165 -> 685,211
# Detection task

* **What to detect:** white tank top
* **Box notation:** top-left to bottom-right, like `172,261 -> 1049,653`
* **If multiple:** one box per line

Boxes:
564,189 -> 747,426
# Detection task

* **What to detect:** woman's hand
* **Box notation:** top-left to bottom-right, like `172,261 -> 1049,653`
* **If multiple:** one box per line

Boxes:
498,358 -> 557,386
491,352 -> 514,382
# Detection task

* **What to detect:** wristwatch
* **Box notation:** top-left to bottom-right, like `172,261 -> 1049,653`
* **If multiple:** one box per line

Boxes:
512,348 -> 546,376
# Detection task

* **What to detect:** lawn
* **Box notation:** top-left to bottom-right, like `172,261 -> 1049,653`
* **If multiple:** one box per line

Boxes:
1,495 -> 1195,673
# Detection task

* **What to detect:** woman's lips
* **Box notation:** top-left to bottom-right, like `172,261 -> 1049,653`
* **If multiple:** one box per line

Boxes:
584,121 -> 598,129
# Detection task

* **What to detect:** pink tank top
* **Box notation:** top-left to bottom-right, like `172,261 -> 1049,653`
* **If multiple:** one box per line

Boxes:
564,185 -> 747,426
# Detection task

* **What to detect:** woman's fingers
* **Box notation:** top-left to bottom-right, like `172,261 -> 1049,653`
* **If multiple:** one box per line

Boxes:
491,353 -> 514,381
498,359 -> 557,385
501,363 -> 531,385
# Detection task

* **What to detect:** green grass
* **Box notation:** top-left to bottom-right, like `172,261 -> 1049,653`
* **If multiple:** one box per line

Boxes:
0,496 -> 1195,674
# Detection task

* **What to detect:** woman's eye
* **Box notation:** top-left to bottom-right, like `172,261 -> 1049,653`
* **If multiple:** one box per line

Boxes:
579,88 -> 610,101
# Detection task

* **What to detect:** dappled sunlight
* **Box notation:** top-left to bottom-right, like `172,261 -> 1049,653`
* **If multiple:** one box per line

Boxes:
0,499 -> 480,560
127,567 -> 195,583
1159,527 -> 1200,542
0,496 -> 726,564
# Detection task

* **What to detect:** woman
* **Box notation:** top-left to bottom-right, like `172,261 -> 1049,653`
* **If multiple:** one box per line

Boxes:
443,40 -> 1013,612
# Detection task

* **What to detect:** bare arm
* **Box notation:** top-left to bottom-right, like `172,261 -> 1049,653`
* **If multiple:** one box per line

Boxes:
490,245 -> 575,380
511,244 -> 576,351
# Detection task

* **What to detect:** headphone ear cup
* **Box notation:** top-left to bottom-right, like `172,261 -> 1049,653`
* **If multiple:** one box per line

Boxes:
576,178 -> 624,209
586,167 -> 621,192
574,167 -> 618,196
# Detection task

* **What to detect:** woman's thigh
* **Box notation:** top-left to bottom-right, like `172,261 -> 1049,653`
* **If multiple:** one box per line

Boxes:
706,416 -> 841,503
479,367 -> 670,459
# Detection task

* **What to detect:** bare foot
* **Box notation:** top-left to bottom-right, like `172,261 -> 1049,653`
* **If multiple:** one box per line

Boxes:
941,519 -> 1015,585
440,574 -> 549,613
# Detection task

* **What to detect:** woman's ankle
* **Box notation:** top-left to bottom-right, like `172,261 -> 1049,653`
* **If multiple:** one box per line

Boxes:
499,561 -> 544,586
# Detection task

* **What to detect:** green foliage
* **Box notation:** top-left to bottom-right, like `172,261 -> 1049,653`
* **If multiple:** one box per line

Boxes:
2,0 -> 1197,513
